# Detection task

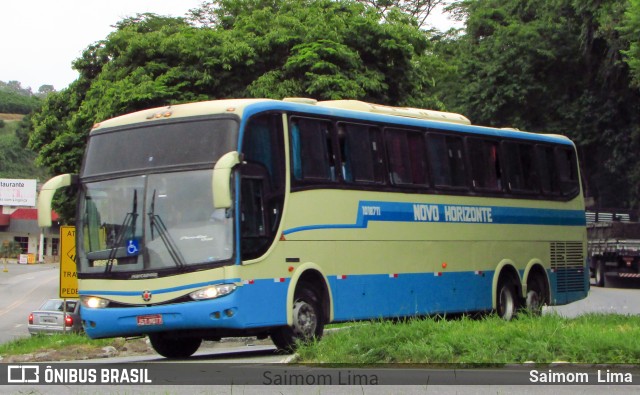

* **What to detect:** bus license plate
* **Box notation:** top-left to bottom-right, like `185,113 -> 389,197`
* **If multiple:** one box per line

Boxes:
137,314 -> 163,326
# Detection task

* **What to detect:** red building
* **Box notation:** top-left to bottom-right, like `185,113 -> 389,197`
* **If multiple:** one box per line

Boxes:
0,206 -> 60,262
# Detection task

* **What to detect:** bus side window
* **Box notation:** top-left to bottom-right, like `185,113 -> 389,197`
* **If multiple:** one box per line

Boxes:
427,133 -> 467,189
290,118 -> 334,181
555,146 -> 579,197
468,138 -> 502,191
290,122 -> 302,180
244,121 -> 272,176
504,142 -> 539,194
385,129 -> 428,186
536,145 -> 561,196
339,123 -> 385,184
337,125 -> 353,182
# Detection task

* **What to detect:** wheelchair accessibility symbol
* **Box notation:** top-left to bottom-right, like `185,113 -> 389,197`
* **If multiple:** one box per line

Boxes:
126,239 -> 139,256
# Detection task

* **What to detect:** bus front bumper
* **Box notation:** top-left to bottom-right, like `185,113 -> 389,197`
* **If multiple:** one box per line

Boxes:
80,286 -> 287,339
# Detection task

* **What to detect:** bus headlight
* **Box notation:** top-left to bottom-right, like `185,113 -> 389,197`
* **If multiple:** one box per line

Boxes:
81,296 -> 110,309
189,284 -> 237,300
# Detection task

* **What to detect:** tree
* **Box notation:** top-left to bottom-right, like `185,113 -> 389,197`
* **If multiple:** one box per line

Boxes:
0,85 -> 41,114
0,81 -> 32,96
621,0 -> 640,87
37,85 -> 56,97
29,0 -> 451,221
442,0 -> 640,209
357,0 -> 449,28
0,131 -> 48,180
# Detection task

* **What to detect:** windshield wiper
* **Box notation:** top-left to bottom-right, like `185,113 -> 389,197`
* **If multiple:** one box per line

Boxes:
106,190 -> 138,273
148,189 -> 186,268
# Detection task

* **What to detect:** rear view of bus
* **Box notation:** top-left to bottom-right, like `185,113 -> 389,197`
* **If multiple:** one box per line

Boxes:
37,98 -> 589,358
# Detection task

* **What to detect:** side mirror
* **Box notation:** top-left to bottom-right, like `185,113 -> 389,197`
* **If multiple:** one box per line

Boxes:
37,174 -> 77,227
212,151 -> 241,209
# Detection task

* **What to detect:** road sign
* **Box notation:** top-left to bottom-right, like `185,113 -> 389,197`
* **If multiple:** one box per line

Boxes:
59,225 -> 78,298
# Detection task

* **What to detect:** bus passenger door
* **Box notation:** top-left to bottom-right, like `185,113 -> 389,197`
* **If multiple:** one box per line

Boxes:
240,165 -> 271,259
240,114 -> 285,261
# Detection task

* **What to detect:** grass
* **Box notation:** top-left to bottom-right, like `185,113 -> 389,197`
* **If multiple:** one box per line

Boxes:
0,114 -> 23,139
297,313 -> 640,364
0,333 -> 114,357
3,313 -> 640,364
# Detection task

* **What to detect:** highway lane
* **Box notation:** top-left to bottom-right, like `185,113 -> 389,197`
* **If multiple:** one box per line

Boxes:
0,262 -> 60,344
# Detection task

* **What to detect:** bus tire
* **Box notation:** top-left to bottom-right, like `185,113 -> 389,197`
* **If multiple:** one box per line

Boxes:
497,279 -> 518,320
524,276 -> 546,315
148,333 -> 202,359
595,260 -> 606,287
271,284 -> 324,353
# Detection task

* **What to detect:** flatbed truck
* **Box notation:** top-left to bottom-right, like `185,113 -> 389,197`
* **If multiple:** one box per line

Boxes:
587,211 -> 640,287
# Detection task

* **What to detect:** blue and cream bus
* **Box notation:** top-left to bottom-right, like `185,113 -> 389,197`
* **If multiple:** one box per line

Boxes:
38,98 -> 588,357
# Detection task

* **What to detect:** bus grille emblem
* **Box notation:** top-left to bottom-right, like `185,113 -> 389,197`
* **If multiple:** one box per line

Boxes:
142,290 -> 152,302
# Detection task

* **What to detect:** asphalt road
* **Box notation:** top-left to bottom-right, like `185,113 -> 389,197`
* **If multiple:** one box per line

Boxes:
547,277 -> 640,317
0,261 -> 60,344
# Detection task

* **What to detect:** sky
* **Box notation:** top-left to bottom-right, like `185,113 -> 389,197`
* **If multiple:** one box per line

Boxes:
0,1 -> 460,92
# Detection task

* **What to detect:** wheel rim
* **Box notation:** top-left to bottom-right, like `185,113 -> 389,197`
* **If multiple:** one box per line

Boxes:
292,299 -> 317,338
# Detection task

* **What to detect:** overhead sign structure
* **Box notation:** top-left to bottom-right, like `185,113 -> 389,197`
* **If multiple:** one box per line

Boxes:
0,179 -> 36,206
60,226 -> 78,298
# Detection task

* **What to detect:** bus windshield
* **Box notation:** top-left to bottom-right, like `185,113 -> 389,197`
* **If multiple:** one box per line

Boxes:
78,170 -> 234,275
76,117 -> 239,276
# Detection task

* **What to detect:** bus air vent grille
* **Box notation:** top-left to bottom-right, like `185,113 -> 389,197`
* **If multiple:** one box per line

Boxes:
550,242 -> 585,293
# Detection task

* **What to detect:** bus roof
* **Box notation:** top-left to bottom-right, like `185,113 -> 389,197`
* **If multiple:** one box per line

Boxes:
91,98 -> 574,146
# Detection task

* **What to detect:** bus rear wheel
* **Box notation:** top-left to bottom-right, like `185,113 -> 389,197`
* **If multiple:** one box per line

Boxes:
497,279 -> 518,320
148,333 -> 202,359
271,284 -> 324,353
524,276 -> 547,315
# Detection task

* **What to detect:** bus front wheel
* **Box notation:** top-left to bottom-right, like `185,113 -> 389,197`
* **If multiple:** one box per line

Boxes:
271,284 -> 324,353
148,333 -> 202,358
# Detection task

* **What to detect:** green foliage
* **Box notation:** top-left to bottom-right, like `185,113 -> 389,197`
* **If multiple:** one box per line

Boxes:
0,333 -> 114,357
0,88 -> 41,114
440,0 -> 640,208
356,0 -> 449,28
26,0 -> 640,211
621,0 -> 640,88
0,131 -> 49,180
0,241 -> 22,259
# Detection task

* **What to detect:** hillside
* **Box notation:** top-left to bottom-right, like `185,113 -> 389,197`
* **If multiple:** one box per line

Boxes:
0,87 -> 41,114
0,113 -> 49,180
